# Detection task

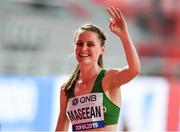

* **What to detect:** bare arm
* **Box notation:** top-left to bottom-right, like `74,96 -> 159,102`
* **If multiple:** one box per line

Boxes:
106,6 -> 141,87
55,87 -> 69,131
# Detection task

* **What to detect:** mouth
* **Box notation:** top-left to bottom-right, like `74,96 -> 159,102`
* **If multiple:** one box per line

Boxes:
79,53 -> 89,57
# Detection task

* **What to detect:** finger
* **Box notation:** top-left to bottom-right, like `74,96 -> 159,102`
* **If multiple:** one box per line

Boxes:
106,6 -> 116,18
109,18 -> 115,25
109,18 -> 112,23
116,8 -> 124,20
109,6 -> 120,20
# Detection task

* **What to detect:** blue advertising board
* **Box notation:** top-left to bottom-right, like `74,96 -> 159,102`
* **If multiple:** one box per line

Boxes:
0,76 -> 57,131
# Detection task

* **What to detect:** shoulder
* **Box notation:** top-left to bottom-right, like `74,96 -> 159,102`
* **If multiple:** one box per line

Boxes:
103,68 -> 122,79
60,84 -> 67,98
102,68 -> 122,88
103,66 -> 138,88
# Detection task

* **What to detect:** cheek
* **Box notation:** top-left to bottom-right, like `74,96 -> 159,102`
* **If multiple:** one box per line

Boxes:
95,48 -> 103,55
92,49 -> 101,59
74,47 -> 79,53
74,48 -> 78,58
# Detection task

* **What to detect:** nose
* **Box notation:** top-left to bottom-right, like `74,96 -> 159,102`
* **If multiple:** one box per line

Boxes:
81,44 -> 88,51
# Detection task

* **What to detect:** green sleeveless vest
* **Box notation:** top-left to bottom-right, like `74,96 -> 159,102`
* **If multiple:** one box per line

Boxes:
91,69 -> 120,125
67,69 -> 120,126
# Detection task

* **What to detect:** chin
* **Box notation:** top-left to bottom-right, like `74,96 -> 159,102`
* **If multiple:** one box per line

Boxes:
78,60 -> 92,66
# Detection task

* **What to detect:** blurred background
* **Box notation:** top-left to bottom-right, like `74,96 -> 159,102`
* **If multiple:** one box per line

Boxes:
0,0 -> 179,131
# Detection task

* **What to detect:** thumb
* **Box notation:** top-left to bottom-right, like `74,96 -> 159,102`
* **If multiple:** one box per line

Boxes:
109,18 -> 113,23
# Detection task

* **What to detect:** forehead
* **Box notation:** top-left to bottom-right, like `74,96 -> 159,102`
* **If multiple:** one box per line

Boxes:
76,30 -> 99,41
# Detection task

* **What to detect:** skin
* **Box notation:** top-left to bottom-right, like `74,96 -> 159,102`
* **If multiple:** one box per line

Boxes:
56,6 -> 141,131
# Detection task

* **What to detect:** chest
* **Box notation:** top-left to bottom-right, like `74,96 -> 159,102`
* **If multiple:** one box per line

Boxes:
66,93 -> 105,131
74,80 -> 94,96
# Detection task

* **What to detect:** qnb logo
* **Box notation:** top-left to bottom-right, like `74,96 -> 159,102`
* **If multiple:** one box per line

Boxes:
72,98 -> 78,106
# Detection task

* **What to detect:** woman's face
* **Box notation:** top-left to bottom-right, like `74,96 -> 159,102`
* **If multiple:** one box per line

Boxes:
74,30 -> 105,66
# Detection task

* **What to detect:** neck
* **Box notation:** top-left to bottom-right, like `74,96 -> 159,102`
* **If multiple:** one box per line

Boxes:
79,65 -> 102,82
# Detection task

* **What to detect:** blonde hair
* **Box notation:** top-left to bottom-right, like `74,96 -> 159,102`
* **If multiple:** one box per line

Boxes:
64,24 -> 106,96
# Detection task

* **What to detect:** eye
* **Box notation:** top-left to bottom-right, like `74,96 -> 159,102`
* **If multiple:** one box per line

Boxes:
76,42 -> 83,47
87,42 -> 95,47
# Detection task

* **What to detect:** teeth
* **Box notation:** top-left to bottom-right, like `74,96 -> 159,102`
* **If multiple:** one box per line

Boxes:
80,53 -> 89,57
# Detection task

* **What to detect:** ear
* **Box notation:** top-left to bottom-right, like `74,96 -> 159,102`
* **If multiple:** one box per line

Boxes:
100,45 -> 105,55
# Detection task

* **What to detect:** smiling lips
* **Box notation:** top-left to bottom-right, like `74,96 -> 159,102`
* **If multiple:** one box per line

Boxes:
79,53 -> 89,57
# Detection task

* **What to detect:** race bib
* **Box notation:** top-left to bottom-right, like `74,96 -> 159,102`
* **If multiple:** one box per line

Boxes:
66,93 -> 104,131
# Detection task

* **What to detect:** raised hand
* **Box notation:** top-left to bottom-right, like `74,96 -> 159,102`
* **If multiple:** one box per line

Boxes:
107,6 -> 128,38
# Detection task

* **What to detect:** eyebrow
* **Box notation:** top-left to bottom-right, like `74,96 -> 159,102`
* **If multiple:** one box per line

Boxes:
76,40 -> 95,43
